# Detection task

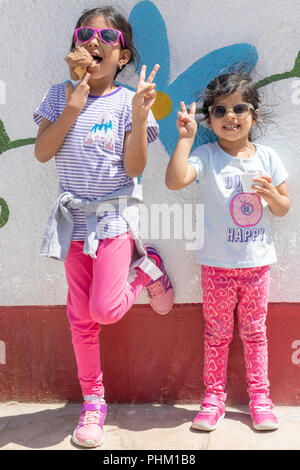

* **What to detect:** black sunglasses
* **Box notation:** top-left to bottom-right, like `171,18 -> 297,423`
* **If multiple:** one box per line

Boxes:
208,103 -> 255,119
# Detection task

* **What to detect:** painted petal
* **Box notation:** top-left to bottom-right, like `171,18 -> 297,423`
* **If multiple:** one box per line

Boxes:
168,43 -> 258,107
129,1 -> 170,89
158,44 -> 259,155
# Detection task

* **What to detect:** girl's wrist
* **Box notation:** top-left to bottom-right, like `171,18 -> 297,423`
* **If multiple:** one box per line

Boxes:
178,134 -> 195,141
177,134 -> 195,149
132,117 -> 148,131
267,193 -> 289,216
65,102 -> 82,116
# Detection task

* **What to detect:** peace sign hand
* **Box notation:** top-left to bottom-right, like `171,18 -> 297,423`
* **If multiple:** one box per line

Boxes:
177,101 -> 197,139
132,64 -> 160,121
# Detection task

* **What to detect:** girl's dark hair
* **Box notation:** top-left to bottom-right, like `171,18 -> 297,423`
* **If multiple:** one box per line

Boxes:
202,73 -> 259,121
202,72 -> 271,140
70,5 -> 139,77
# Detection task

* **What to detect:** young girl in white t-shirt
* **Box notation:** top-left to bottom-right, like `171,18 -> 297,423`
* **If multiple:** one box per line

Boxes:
166,72 -> 289,432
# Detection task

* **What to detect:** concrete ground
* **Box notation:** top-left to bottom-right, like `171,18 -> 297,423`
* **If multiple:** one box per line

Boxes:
0,402 -> 299,451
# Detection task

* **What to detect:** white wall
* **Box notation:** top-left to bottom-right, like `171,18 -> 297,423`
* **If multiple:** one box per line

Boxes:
0,0 -> 299,305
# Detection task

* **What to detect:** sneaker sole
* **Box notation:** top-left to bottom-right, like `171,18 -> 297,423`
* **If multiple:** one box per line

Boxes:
72,430 -> 104,448
150,290 -> 175,315
191,412 -> 225,431
253,421 -> 279,431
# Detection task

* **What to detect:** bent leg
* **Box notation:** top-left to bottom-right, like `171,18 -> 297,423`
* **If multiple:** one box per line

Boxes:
89,232 -> 150,325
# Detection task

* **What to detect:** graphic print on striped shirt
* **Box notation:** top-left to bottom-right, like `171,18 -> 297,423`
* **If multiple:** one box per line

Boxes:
84,111 -> 115,152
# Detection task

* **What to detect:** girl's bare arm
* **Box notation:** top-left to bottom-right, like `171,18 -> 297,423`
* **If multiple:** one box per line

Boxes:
34,74 -> 91,163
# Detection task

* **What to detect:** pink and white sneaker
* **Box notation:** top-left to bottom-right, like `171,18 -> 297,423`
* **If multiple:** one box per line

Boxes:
72,401 -> 107,447
192,394 -> 225,431
249,394 -> 279,431
145,245 -> 174,315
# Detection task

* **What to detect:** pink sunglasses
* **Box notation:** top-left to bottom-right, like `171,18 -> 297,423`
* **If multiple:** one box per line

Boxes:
74,27 -> 125,48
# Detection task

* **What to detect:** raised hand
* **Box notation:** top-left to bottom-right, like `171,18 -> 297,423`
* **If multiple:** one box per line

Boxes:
132,64 -> 160,121
252,175 -> 290,216
176,101 -> 197,139
252,175 -> 279,203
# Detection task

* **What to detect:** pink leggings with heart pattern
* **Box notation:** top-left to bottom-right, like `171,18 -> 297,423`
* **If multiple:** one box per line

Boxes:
201,264 -> 270,402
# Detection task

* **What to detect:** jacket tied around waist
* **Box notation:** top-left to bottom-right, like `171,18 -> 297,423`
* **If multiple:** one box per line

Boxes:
40,183 -> 162,281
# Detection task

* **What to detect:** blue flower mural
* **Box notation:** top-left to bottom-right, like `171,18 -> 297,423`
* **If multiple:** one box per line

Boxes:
120,0 -> 258,156
0,0 -> 299,228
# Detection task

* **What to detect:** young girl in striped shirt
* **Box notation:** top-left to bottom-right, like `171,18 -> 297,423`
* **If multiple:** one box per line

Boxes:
34,6 -> 174,448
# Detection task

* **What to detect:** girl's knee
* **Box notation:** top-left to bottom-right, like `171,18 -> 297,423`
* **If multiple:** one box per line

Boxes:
239,321 -> 267,342
240,329 -> 267,343
205,327 -> 233,346
89,300 -> 121,325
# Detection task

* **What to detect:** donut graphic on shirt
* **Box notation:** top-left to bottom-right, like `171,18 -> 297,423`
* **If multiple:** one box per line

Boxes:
230,193 -> 263,227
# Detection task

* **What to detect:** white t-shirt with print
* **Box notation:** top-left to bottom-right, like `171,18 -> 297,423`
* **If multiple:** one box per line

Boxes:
188,142 -> 289,268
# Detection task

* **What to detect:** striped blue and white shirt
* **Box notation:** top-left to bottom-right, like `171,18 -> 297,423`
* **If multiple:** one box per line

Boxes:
34,83 -> 159,240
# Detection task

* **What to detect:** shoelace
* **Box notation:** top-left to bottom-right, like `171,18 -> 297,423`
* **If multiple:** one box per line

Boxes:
80,409 -> 104,427
147,280 -> 167,298
253,404 -> 273,413
200,405 -> 219,414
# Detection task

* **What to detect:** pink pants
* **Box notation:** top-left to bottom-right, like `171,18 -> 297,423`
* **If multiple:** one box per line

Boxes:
201,265 -> 270,402
64,232 -> 150,398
